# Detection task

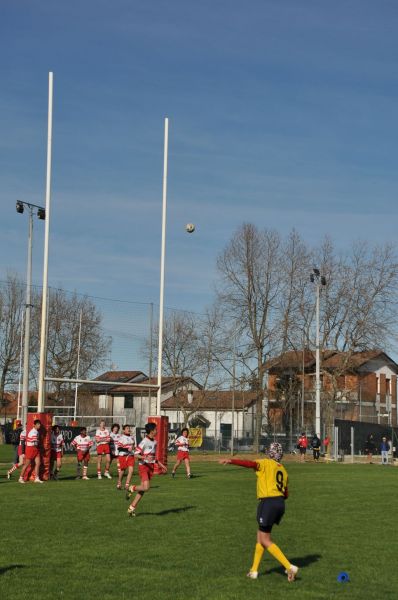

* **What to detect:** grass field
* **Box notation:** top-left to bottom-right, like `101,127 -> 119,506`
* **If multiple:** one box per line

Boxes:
1,445 -> 398,600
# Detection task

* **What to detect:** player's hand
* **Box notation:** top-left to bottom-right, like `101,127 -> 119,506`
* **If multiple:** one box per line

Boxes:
219,459 -> 231,465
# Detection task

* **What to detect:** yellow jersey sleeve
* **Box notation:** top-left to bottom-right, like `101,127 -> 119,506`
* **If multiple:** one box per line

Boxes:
255,458 -> 288,499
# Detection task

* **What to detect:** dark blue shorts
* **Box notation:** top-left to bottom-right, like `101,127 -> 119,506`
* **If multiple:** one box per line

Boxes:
257,497 -> 285,532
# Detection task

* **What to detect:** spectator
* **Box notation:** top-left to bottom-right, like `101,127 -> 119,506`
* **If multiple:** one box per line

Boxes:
365,433 -> 376,464
323,435 -> 331,456
311,434 -> 321,461
297,432 -> 308,462
380,436 -> 390,466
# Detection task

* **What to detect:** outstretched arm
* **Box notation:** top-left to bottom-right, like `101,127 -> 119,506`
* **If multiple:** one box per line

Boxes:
219,458 -> 258,469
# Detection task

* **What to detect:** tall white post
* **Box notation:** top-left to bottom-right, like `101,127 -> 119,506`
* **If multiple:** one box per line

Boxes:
38,72 -> 54,412
21,208 -> 33,424
315,281 -> 321,437
156,117 -> 169,416
73,309 -> 83,420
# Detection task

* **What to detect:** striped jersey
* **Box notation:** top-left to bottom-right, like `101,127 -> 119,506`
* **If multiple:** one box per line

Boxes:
117,434 -> 135,456
26,427 -> 40,447
95,428 -> 110,447
72,434 -> 93,453
135,436 -> 157,464
110,431 -> 120,456
19,428 -> 26,447
175,435 -> 189,453
51,433 -> 65,453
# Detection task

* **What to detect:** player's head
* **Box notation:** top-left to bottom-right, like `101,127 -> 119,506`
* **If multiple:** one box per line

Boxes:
99,420 -> 106,429
145,422 -> 157,438
111,423 -> 120,433
80,427 -> 87,436
123,424 -> 131,434
266,442 -> 283,462
181,427 -> 189,437
15,419 -> 22,428
34,419 -> 42,430
52,424 -> 59,434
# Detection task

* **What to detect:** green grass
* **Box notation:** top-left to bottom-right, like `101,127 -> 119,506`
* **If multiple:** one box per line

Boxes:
1,448 -> 398,600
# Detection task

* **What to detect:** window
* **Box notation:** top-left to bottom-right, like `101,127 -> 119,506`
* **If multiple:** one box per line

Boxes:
124,395 -> 134,409
98,394 -> 108,409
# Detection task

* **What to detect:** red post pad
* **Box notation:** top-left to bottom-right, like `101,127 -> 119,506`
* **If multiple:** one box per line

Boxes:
148,415 -> 169,474
25,412 -> 52,481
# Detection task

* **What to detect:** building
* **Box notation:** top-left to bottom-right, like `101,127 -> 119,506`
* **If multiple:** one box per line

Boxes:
265,349 -> 398,430
77,371 -> 202,427
161,389 -> 258,444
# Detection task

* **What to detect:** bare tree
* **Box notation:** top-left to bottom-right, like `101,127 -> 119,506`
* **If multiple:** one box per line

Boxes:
146,309 -> 223,426
0,274 -> 24,406
216,224 -> 282,451
30,288 -> 109,404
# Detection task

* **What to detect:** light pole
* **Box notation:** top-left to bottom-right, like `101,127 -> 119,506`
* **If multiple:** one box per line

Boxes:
310,268 -> 326,437
16,200 -> 45,425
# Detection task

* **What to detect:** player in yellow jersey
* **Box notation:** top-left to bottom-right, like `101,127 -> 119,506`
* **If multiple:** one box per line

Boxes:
220,442 -> 298,582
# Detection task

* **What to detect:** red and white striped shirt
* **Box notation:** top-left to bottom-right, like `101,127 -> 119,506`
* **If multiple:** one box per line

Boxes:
51,433 -> 65,453
117,434 -> 135,456
95,428 -> 110,447
110,431 -> 120,456
175,435 -> 189,453
135,436 -> 157,464
19,429 -> 26,447
26,427 -> 40,447
72,434 -> 93,453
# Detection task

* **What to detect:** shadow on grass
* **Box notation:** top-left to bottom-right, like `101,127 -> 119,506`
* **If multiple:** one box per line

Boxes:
266,553 -> 322,578
0,564 -> 26,576
138,505 -> 196,517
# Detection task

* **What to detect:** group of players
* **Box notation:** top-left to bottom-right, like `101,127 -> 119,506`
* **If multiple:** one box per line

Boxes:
6,419 -> 298,583
7,419 -> 192,506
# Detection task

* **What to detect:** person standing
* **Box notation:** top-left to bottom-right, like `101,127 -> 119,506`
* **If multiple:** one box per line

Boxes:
19,419 -> 43,484
171,428 -> 191,478
109,423 -> 120,477
219,443 -> 298,582
311,434 -> 321,461
50,425 -> 65,479
380,436 -> 390,465
95,420 -> 112,479
7,421 -> 26,479
297,432 -> 308,462
365,433 -> 376,463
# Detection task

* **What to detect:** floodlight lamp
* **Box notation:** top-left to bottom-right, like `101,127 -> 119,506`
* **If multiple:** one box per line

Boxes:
16,200 -> 24,214
310,274 -> 315,283
321,276 -> 327,286
313,268 -> 320,276
37,208 -> 46,220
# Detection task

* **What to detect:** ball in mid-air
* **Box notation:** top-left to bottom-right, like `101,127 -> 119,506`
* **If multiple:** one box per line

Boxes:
186,223 -> 195,233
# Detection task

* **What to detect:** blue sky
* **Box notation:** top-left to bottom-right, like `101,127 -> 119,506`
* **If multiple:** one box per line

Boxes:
1,0 -> 398,327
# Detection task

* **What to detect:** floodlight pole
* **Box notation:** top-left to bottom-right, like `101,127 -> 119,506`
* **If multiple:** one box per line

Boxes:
156,117 -> 169,416
315,280 -> 321,438
73,309 -> 83,420
38,71 -> 54,412
20,208 -> 33,425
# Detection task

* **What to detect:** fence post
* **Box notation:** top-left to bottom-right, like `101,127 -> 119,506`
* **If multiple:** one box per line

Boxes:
334,426 -> 339,461
351,426 -> 354,463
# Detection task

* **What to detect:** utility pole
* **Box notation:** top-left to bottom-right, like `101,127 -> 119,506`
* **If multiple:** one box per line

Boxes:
310,268 -> 326,437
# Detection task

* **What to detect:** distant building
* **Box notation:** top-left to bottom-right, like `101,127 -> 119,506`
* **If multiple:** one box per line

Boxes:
265,349 -> 398,429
